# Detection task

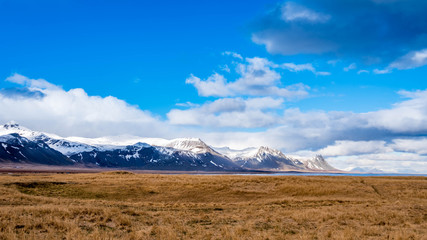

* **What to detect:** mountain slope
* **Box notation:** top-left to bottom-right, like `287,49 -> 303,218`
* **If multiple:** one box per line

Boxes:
0,122 -> 336,172
0,134 -> 74,165
68,143 -> 240,171
216,146 -> 334,171
0,123 -> 241,170
301,155 -> 336,171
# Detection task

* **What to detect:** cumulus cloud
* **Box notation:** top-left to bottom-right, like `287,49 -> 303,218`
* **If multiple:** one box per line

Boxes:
281,2 -> 330,23
357,70 -> 369,74
203,88 -> 427,153
343,63 -> 357,72
389,49 -> 427,70
186,73 -> 232,97
168,97 -> 283,128
364,90 -> 427,133
285,138 -> 427,173
222,51 -> 243,60
373,68 -> 392,74
186,56 -> 311,98
2,74 -> 427,173
390,138 -> 427,155
6,73 -> 59,90
281,89 -> 427,150
167,88 -> 427,161
0,74 -> 170,138
0,87 -> 45,99
325,153 -> 427,173
219,64 -> 231,73
252,0 -> 427,68
318,140 -> 390,157
186,55 -> 330,99
281,62 -> 330,75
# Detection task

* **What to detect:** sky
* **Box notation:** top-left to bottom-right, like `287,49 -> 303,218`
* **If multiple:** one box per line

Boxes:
1,0 -> 427,173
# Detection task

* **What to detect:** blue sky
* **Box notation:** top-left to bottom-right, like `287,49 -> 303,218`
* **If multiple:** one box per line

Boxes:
1,0 -> 427,172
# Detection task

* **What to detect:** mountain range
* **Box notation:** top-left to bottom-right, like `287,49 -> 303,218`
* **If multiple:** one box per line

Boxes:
0,122 -> 336,172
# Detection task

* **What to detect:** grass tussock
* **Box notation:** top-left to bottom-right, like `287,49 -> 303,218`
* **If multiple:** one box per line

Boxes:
0,173 -> 425,239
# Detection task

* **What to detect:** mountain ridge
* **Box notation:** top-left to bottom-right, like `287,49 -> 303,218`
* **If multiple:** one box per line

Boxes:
0,122 -> 336,172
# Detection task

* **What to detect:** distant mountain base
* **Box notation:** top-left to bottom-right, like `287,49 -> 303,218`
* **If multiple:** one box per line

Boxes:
0,122 -> 337,172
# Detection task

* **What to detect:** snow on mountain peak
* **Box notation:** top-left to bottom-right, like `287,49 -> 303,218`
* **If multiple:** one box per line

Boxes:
0,122 -> 337,171
3,121 -> 20,129
256,146 -> 284,157
2,121 -> 27,132
0,121 -> 43,140
164,138 -> 215,154
299,155 -> 336,171
0,122 -> 97,156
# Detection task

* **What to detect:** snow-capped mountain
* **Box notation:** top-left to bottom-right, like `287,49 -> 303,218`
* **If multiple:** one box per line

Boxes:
0,121 -> 48,140
0,123 -> 240,170
215,146 -> 335,171
0,122 -> 336,172
163,138 -> 218,154
0,133 -> 74,165
299,155 -> 336,171
66,140 -> 240,171
0,122 -> 96,156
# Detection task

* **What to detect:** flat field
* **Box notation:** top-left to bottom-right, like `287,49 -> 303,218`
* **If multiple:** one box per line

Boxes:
0,172 -> 425,239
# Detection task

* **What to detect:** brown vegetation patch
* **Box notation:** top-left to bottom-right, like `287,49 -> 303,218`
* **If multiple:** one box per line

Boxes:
0,173 -> 425,239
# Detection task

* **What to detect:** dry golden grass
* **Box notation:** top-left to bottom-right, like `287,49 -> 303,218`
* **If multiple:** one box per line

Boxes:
0,172 -> 425,239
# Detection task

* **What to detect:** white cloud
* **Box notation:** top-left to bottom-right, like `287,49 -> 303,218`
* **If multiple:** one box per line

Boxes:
389,48 -> 427,70
219,64 -> 230,72
175,102 -> 200,108
282,63 -> 315,72
281,2 -> 331,23
185,73 -> 232,97
371,48 -> 427,73
0,75 -> 170,138
327,59 -> 339,66
281,63 -> 331,76
325,153 -> 427,173
235,57 -> 280,86
202,89 -> 427,152
186,56 -> 310,99
222,51 -> 243,60
373,68 -> 392,74
2,73 -> 427,173
316,71 -> 331,76
290,137 -> 427,173
318,140 -> 390,157
343,63 -> 357,72
167,97 -> 283,128
391,138 -> 427,155
363,90 -> 427,132
357,70 -> 369,74
6,73 -> 59,90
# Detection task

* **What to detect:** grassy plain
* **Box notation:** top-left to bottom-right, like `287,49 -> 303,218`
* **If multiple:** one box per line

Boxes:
0,171 -> 425,239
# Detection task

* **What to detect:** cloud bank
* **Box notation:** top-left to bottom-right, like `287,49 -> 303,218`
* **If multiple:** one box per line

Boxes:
252,0 -> 427,69
1,72 -> 426,173
186,57 -> 312,98
0,74 -> 169,138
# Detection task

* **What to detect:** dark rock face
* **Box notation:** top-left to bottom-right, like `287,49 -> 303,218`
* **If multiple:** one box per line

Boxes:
0,133 -> 241,171
0,123 -> 335,172
69,144 -> 241,171
0,134 -> 74,165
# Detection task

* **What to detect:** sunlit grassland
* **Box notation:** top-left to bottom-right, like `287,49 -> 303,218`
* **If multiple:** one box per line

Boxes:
0,172 -> 425,239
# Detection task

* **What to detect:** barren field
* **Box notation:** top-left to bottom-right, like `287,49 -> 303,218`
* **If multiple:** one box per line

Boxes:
0,172 -> 425,239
